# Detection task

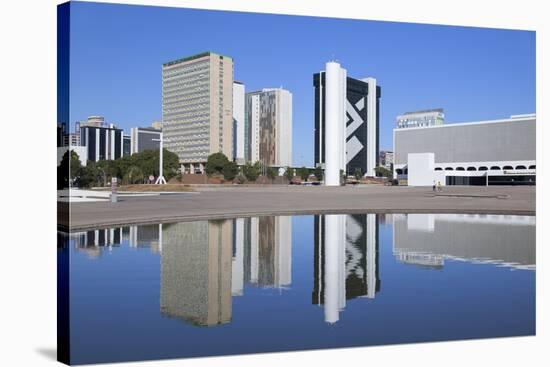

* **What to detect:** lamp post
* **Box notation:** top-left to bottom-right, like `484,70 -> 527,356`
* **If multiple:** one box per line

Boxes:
152,133 -> 167,185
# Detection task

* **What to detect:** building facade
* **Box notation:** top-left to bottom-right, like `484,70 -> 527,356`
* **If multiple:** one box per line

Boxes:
396,108 -> 444,129
245,88 -> 292,167
162,52 -> 234,174
393,114 -> 536,186
314,63 -> 381,179
379,150 -> 394,170
233,82 -> 246,164
130,127 -> 162,154
123,135 -> 131,156
79,123 -> 123,162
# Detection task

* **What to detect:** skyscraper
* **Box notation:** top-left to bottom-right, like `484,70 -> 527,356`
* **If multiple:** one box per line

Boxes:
314,63 -> 381,179
245,88 -> 292,167
162,52 -> 234,174
233,81 -> 246,164
79,116 -> 123,162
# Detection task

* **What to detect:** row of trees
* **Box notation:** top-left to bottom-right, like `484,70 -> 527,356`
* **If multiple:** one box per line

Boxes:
204,153 -> 316,183
58,148 -> 180,189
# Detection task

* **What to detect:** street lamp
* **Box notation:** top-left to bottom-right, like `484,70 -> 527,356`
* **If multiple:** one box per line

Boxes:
152,133 -> 167,185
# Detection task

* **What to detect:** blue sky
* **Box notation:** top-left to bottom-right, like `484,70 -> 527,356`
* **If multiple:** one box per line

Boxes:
68,1 -> 535,167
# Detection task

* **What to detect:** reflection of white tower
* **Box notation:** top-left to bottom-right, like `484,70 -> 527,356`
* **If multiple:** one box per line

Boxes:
129,226 -> 137,248
366,214 -> 377,298
232,218 -> 245,296
324,214 -> 346,323
250,217 -> 259,284
276,216 -> 292,288
324,62 -> 347,186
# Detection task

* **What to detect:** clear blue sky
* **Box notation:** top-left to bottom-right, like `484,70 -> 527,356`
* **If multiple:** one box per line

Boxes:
68,1 -> 535,167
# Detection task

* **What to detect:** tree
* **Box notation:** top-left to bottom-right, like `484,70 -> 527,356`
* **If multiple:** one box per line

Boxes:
374,166 -> 392,178
222,161 -> 239,181
205,152 -> 230,176
57,150 -> 81,189
284,167 -> 294,182
243,161 -> 261,182
266,166 -> 277,180
297,166 -> 309,181
354,167 -> 363,181
314,166 -> 323,181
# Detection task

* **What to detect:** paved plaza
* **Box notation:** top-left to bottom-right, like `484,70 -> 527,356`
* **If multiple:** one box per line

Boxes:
60,185 -> 536,230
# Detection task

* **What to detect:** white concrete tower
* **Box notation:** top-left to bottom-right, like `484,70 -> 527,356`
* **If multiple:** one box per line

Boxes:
363,77 -> 378,177
233,82 -> 246,164
324,62 -> 347,186
323,214 -> 347,323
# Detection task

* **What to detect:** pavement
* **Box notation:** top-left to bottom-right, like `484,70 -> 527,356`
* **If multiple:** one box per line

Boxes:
60,184 -> 536,231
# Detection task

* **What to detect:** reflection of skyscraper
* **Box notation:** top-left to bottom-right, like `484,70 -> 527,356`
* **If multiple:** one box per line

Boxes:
128,224 -> 161,253
313,214 -> 379,323
392,214 -> 535,270
245,216 -> 292,289
72,228 -> 122,258
160,220 -> 233,326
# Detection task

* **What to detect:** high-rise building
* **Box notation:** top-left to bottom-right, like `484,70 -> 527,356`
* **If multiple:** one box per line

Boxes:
162,52 -> 234,174
130,127 -> 162,154
314,62 -> 381,180
396,108 -> 444,129
245,88 -> 292,167
123,135 -> 131,156
233,82 -> 246,164
79,118 -> 123,162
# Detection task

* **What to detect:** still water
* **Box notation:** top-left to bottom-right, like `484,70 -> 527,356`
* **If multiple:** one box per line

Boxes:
59,213 -> 535,365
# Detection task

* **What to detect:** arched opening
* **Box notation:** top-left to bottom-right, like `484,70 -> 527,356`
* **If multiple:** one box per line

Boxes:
456,167 -> 465,171
435,167 -> 443,171
445,167 -> 454,171
529,165 -> 536,169
515,165 -> 526,170
503,165 -> 513,170
478,166 -> 488,171
467,167 -> 477,171
490,166 -> 501,170
396,169 -> 403,175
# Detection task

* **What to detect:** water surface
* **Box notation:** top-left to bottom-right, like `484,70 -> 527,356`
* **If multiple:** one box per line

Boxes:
59,213 -> 536,364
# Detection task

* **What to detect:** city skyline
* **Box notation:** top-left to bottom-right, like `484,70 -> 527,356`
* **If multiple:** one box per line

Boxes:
68,2 -> 535,167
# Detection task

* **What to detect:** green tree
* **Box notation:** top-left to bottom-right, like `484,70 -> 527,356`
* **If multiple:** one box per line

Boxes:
374,166 -> 392,178
205,152 -> 230,176
354,167 -> 363,181
297,166 -> 309,181
222,161 -> 239,181
284,167 -> 294,182
314,166 -> 323,181
266,166 -> 277,180
243,161 -> 261,182
57,150 -> 81,189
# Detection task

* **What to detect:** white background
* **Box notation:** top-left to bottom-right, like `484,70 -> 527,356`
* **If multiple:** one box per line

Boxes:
0,0 -> 547,366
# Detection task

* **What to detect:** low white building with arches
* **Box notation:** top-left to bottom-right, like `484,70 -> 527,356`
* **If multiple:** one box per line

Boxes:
393,114 -> 536,186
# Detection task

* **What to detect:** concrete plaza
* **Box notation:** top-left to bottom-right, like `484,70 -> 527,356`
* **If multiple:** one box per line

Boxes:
61,185 -> 536,231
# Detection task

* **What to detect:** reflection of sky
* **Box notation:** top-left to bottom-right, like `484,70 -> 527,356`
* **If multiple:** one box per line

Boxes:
67,215 -> 535,365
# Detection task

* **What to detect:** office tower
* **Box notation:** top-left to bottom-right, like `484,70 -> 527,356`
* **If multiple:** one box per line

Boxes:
314,62 -> 381,180
160,220 -> 233,326
396,108 -> 444,129
233,82 -> 246,164
130,127 -> 162,154
162,52 -> 234,174
79,117 -> 123,161
245,88 -> 292,167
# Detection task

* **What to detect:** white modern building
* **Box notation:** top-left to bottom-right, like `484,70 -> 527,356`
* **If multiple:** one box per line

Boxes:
245,88 -> 292,167
232,81 -> 246,164
396,108 -> 445,129
162,52 -> 234,174
393,114 -> 536,186
314,61 -> 381,184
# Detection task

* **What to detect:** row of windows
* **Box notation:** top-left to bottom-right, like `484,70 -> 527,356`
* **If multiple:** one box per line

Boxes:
163,85 -> 209,99
163,110 -> 210,121
395,165 -> 536,175
162,96 -> 209,110
162,60 -> 209,78
163,90 -> 209,105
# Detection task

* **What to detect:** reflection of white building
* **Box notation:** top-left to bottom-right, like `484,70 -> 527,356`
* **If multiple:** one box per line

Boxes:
71,228 -> 122,258
314,214 -> 379,323
392,213 -> 535,270
393,114 -> 536,186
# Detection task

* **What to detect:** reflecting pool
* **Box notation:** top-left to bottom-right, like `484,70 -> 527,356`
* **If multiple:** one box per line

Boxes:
59,213 -> 535,365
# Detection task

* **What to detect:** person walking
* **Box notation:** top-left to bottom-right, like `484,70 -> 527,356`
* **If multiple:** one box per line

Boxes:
437,181 -> 442,192
432,180 -> 436,192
